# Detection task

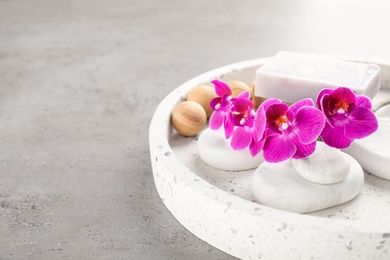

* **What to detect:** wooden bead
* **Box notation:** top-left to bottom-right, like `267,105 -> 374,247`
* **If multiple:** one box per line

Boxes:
171,101 -> 207,136
187,85 -> 216,118
228,81 -> 251,98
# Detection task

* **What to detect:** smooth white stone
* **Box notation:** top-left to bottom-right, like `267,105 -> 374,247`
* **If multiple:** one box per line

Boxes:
291,142 -> 350,184
255,52 -> 380,103
375,103 -> 390,117
344,117 -> 390,180
197,127 -> 264,171
371,90 -> 390,112
252,156 -> 364,213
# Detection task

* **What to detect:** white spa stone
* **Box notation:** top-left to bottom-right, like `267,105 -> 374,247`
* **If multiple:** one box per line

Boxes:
344,117 -> 390,180
252,155 -> 364,213
291,142 -> 350,184
375,103 -> 390,117
255,51 -> 381,103
371,89 -> 390,112
197,127 -> 264,171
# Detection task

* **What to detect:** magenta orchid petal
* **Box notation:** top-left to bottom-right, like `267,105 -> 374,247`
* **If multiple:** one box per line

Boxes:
330,87 -> 356,104
230,127 -> 252,150
289,98 -> 314,115
210,97 -> 223,111
286,110 -> 295,121
260,98 -> 282,111
220,95 -> 231,107
224,112 -> 235,139
211,80 -> 232,97
253,106 -> 266,141
267,123 -> 281,134
209,79 -> 237,139
289,133 -> 317,159
257,97 -> 321,162
232,112 -> 254,127
320,94 -> 336,127
320,123 -> 353,149
316,88 -> 333,109
209,111 -> 224,130
236,91 -> 251,99
263,135 -> 297,163
292,141 -> 316,159
355,96 -> 372,109
344,107 -> 378,139
316,87 -> 377,149
231,97 -> 254,113
266,103 -> 289,122
232,113 -> 244,126
249,137 -> 264,157
294,106 -> 325,144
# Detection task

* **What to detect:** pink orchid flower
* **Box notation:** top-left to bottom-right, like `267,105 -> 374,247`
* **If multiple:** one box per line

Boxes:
316,87 -> 378,149
209,80 -> 235,138
260,98 -> 326,163
229,91 -> 266,156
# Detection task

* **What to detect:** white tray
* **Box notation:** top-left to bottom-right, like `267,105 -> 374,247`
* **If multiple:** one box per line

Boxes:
149,57 -> 390,259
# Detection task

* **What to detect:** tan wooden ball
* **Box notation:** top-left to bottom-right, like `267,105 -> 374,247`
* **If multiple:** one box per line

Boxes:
186,84 -> 216,118
171,101 -> 207,136
228,81 -> 251,98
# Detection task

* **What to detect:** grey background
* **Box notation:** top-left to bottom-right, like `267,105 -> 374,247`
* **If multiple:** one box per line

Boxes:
1,0 -> 389,259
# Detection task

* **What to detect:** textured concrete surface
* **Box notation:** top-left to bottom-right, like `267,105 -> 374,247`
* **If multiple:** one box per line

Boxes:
1,0 -> 390,259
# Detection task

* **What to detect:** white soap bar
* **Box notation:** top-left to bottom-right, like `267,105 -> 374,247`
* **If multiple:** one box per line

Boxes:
255,52 -> 381,103
252,155 -> 364,213
344,117 -> 390,180
198,127 -> 264,171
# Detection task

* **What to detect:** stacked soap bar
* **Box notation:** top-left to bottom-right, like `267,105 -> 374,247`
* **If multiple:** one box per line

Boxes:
255,52 -> 381,103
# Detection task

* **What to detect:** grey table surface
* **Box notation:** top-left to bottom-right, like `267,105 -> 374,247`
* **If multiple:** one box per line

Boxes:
1,0 -> 390,259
